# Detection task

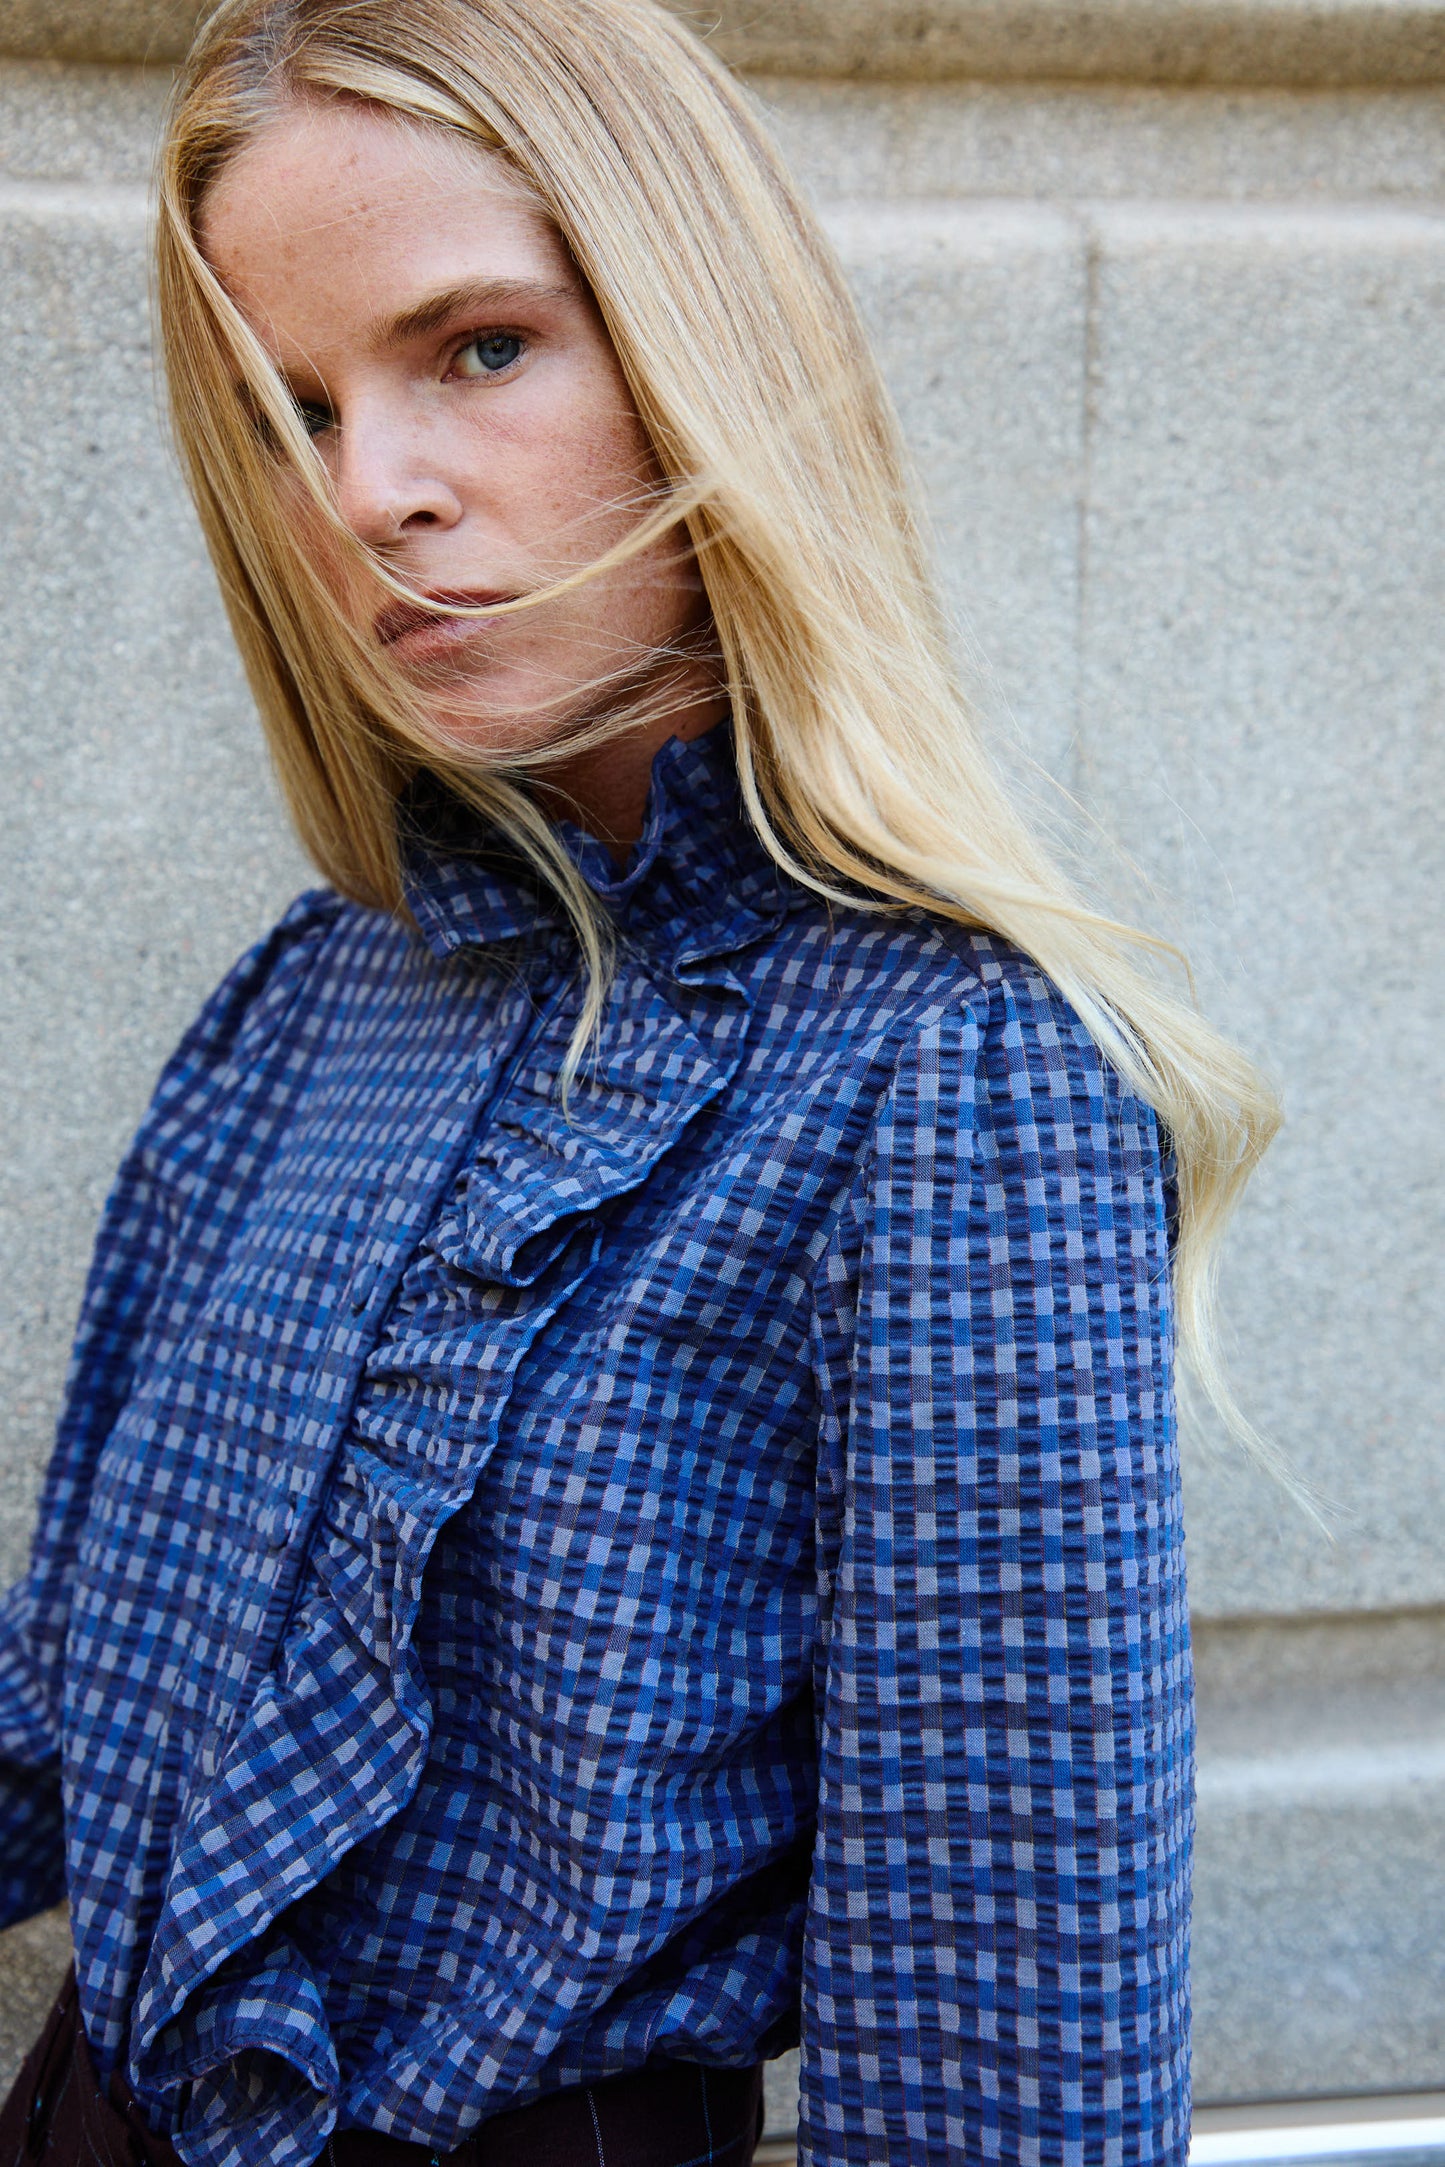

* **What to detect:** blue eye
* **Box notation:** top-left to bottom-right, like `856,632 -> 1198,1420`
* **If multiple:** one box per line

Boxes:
456,333 -> 524,378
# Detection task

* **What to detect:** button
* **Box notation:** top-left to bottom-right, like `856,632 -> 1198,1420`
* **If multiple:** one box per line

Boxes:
254,1495 -> 294,1550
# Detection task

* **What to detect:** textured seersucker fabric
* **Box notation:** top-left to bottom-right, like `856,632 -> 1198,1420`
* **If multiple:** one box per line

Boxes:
0,727 -> 1191,2167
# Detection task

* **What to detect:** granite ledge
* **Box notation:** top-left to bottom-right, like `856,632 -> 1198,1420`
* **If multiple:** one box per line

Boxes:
1,0 -> 1443,86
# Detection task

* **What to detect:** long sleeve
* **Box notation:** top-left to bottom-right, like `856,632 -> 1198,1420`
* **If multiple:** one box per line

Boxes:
803,965 -> 1192,2166
0,1126 -> 183,1927
0,891 -> 339,1930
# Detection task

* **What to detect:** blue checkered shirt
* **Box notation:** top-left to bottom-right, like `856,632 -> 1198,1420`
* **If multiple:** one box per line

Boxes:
0,728 -> 1190,2167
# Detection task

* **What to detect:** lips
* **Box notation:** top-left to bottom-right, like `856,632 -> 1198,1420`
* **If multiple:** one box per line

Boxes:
374,588 -> 515,647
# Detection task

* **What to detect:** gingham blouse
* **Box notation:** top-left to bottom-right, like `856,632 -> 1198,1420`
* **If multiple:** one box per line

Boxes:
0,726 -> 1191,2167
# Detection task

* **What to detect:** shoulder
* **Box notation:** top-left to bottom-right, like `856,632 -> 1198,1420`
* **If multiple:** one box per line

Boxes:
136,887 -> 403,1166
155,887 -> 354,1082
779,907 -> 1164,1194
931,925 -> 1136,1136
770,900 -> 1131,1114
808,923 -> 1175,1355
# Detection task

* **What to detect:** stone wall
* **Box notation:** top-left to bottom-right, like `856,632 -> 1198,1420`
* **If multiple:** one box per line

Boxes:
1,0 -> 1442,2126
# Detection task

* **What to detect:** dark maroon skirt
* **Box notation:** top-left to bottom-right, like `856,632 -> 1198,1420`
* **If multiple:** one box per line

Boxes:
0,1972 -> 764,2167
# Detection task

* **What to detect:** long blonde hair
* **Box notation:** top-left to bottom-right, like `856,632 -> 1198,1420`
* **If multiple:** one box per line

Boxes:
157,0 -> 1282,1462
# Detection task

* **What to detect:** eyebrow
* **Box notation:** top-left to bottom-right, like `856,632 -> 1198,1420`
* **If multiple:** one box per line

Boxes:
376,276 -> 579,349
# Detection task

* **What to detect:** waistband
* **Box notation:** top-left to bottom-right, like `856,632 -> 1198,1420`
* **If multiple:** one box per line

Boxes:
0,1969 -> 765,2167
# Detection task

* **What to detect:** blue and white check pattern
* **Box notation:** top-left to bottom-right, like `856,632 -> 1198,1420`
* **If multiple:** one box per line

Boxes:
0,728 -> 1190,2167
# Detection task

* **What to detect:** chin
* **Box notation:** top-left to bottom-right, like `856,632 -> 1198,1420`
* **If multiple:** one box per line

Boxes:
418,690 -> 584,767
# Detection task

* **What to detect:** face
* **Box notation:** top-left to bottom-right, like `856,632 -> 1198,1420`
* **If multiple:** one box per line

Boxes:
201,98 -> 719,840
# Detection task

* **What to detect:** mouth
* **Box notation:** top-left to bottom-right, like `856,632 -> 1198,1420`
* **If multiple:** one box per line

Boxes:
374,587 -> 517,649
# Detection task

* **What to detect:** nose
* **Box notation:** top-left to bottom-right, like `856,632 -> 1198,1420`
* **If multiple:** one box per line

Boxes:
332,403 -> 463,546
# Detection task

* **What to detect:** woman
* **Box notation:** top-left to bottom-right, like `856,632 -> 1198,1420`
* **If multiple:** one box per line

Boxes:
0,2 -> 1277,2163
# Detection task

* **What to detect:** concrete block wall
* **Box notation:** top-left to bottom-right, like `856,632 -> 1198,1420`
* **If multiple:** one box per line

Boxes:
1,0 -> 1442,2124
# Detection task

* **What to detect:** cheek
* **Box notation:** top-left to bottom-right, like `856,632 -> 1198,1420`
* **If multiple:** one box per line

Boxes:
273,472 -> 378,627
478,379 -> 660,547
574,396 -> 659,496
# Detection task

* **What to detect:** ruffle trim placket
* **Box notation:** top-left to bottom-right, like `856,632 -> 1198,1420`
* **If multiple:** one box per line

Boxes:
122,730 -> 793,2167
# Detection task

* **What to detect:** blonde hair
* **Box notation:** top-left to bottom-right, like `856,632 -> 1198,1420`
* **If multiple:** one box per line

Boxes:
157,0 -> 1283,1464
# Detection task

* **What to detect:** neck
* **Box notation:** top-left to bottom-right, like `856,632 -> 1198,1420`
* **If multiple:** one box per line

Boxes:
531,658 -> 730,864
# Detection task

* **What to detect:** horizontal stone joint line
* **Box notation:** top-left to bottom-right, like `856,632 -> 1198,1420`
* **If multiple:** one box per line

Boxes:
6,0 -> 1445,84
1198,1737 -> 1445,1802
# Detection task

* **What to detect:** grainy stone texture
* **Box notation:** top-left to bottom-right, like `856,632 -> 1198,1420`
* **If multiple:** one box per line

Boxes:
1,18 -> 1443,2124
1076,202 -> 1445,1617
761,2054 -> 801,2141
826,203 -> 1087,783
0,181 -> 309,1592
698,0 -> 1445,85
0,0 -> 196,65
0,1907 -> 71,2097
759,77 -> 1445,201
0,58 -> 170,183
13,60 -> 1445,205
1192,1612 -> 1445,2098
5,0 -> 1445,83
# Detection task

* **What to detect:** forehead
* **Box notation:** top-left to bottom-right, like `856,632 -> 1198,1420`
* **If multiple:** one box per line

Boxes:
200,98 -> 576,356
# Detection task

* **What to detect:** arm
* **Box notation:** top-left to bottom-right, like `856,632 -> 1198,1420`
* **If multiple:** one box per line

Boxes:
0,1130 -> 177,1925
803,964 -> 1191,2165
0,891 -> 341,1928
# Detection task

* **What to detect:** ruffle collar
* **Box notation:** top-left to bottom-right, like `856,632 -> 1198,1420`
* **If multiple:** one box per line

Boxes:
402,722 -> 797,970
